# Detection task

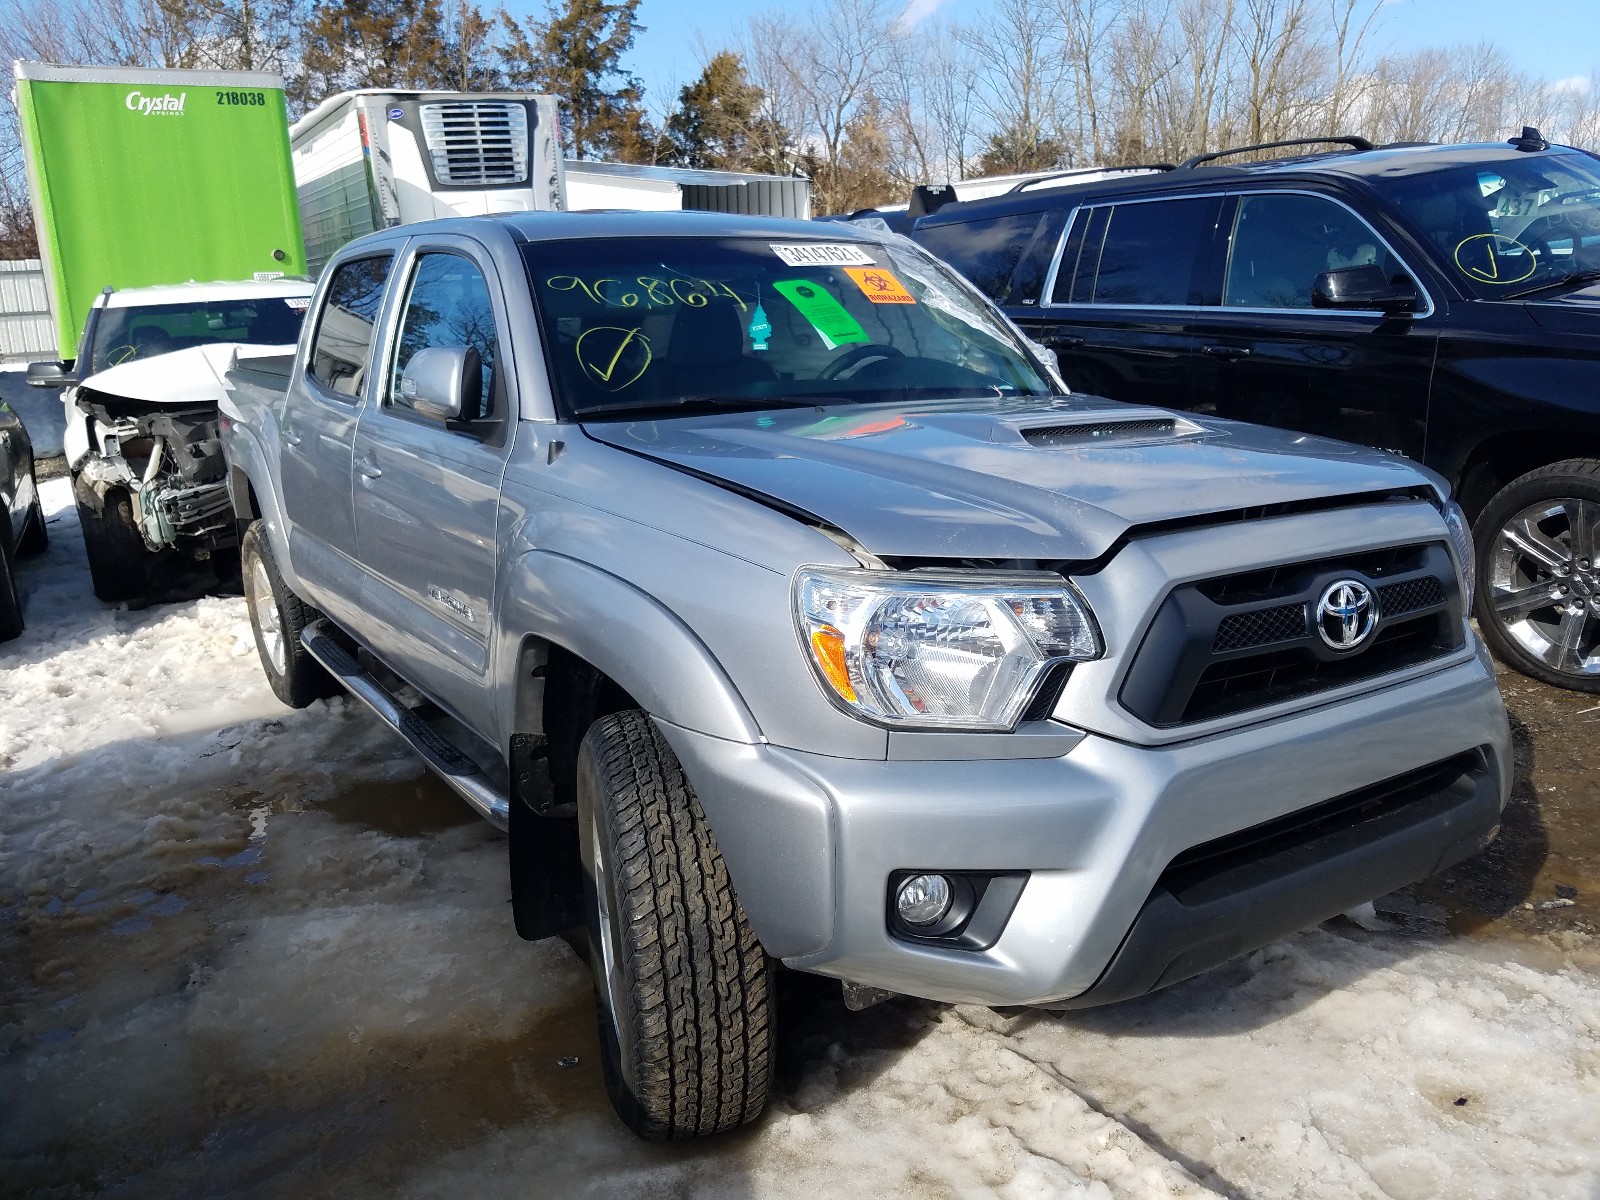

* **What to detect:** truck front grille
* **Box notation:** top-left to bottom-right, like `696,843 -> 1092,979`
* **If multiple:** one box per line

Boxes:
419,101 -> 528,186
1120,542 -> 1464,727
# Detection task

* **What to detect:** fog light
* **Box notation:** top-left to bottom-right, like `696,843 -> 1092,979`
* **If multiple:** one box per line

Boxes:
896,873 -> 953,926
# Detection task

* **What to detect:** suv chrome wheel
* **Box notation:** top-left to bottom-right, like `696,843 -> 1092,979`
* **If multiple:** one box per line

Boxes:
1488,497 -> 1600,677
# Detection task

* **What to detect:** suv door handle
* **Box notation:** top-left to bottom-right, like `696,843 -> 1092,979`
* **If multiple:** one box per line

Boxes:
357,461 -> 382,480
1045,334 -> 1085,349
282,428 -> 302,446
1201,344 -> 1251,359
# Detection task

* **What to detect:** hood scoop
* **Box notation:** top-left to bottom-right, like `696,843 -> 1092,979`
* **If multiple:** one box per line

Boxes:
1013,410 -> 1197,449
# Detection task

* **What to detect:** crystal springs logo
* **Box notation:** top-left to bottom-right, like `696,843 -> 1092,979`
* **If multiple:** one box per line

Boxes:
124,90 -> 187,116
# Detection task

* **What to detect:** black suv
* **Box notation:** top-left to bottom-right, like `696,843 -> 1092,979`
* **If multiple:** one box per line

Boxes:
912,133 -> 1600,692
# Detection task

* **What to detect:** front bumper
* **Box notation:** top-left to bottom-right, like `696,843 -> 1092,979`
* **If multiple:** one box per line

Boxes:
657,641 -> 1511,1008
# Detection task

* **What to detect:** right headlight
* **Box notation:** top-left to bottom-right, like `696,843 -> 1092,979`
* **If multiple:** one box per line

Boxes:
793,566 -> 1103,730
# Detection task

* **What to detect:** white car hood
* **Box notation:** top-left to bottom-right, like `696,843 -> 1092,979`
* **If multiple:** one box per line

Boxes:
79,343 -> 294,406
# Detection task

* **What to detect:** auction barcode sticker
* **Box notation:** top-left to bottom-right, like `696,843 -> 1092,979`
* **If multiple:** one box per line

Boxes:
770,243 -> 878,267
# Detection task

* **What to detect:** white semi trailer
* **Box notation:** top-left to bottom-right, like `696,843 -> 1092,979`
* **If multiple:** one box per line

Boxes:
290,90 -> 566,272
292,91 -> 812,272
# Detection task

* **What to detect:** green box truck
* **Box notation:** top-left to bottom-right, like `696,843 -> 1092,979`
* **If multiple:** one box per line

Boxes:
14,62 -> 314,602
14,61 -> 307,356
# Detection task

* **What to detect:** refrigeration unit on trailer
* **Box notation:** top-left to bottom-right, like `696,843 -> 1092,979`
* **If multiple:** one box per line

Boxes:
290,90 -> 565,272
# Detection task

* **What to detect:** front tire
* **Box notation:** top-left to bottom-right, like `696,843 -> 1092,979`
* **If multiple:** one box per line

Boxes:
241,522 -> 337,708
1474,459 -> 1600,691
73,473 -> 150,603
577,710 -> 773,1140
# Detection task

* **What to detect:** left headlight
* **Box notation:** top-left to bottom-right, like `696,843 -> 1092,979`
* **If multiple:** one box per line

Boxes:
1444,500 -> 1476,611
793,566 -> 1103,730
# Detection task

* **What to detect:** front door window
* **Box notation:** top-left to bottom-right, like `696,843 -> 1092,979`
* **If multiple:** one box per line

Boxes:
1223,194 -> 1412,310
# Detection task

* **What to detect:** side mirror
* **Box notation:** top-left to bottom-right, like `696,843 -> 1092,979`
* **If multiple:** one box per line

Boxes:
26,360 -> 74,388
399,346 -> 482,422
1312,265 -> 1418,315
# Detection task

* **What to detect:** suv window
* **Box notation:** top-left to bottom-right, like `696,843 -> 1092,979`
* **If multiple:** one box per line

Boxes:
389,253 -> 500,421
914,211 -> 1064,305
1223,193 -> 1410,309
1060,197 -> 1218,306
309,255 -> 392,397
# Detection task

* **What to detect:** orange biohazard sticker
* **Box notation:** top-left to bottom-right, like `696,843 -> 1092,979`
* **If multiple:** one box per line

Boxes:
844,267 -> 916,304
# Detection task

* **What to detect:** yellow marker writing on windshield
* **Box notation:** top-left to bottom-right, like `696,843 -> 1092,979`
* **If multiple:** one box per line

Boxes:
1453,233 -> 1537,285
575,326 -> 652,390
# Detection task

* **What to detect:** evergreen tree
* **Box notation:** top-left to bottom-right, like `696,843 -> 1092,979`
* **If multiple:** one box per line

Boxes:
975,121 -> 1067,176
662,51 -> 776,171
299,0 -> 457,107
498,0 -> 649,161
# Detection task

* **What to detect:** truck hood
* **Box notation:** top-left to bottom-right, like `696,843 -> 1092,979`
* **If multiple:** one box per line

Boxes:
78,343 -> 294,407
583,396 -> 1438,561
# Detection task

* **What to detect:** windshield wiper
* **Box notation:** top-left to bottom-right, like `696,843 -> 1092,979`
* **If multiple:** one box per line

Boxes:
575,394 -> 838,420
1504,269 -> 1600,299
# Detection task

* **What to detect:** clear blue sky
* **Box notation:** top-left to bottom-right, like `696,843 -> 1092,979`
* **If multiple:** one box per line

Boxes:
619,0 -> 1600,109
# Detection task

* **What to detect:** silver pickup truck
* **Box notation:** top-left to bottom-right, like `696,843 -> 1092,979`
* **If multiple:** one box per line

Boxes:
221,211 -> 1512,1141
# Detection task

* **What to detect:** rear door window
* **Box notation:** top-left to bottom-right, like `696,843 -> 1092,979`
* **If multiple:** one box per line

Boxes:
1223,193 -> 1412,309
309,255 -> 393,397
914,212 -> 1055,304
1064,197 -> 1221,306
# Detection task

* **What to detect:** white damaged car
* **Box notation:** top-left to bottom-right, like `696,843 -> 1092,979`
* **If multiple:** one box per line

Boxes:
27,279 -> 313,601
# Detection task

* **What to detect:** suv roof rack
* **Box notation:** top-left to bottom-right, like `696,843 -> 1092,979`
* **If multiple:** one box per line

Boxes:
1007,163 -> 1175,194
1176,136 -> 1375,171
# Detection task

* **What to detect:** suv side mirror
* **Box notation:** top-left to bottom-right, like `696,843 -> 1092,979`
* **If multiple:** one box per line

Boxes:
1312,266 -> 1418,315
26,360 -> 75,388
399,346 -> 482,422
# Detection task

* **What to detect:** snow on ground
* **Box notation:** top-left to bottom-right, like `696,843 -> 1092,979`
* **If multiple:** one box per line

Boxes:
3,478 -> 1598,1199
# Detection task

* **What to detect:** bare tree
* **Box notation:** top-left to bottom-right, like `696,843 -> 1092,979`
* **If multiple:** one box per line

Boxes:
745,0 -> 899,212
957,0 -> 1070,171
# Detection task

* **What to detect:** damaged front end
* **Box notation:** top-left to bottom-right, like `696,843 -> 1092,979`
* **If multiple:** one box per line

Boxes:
74,390 -> 234,556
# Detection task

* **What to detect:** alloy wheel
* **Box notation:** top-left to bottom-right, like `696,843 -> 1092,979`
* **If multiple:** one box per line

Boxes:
1489,498 -> 1600,678
249,556 -> 287,675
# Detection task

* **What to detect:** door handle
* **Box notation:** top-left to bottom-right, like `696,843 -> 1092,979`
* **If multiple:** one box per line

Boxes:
1046,334 -> 1085,350
1201,344 -> 1251,359
283,428 -> 302,446
357,461 -> 382,480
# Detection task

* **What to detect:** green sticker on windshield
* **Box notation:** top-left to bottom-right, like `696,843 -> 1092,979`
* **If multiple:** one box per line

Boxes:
772,279 -> 869,350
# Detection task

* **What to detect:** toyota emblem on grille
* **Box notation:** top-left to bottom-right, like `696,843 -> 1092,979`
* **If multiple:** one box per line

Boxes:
1316,580 -> 1378,650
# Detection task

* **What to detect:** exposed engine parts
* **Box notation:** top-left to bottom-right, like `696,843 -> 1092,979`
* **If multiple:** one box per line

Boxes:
76,395 -> 233,555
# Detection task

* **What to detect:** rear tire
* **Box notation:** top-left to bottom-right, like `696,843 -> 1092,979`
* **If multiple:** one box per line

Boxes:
577,710 -> 773,1140
0,508 -> 23,642
241,522 -> 338,708
16,465 -> 47,557
73,473 -> 150,603
1473,459 -> 1600,692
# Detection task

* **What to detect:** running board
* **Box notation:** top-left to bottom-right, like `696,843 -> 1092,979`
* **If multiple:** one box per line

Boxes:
300,620 -> 510,830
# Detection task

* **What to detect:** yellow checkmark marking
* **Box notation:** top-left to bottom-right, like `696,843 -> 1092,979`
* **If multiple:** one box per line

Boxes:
576,326 -> 652,390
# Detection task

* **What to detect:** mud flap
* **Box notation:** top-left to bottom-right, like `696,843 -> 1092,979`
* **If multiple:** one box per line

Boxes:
509,732 -> 585,940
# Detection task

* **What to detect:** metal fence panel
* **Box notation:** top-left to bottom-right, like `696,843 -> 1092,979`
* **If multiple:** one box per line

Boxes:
0,259 -> 56,360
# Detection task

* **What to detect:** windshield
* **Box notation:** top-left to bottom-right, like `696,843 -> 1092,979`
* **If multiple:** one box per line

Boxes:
1377,151 -> 1600,297
521,236 -> 1052,418
86,296 -> 309,376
